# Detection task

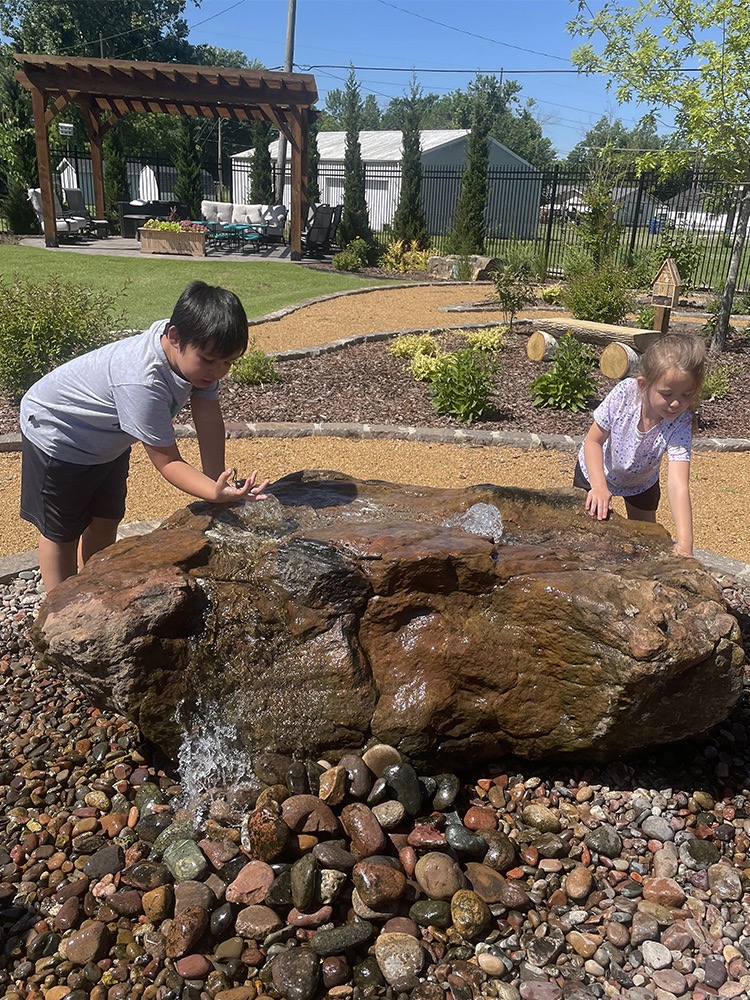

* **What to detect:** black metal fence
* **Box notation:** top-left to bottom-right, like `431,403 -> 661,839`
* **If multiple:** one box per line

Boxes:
10,147 -> 749,291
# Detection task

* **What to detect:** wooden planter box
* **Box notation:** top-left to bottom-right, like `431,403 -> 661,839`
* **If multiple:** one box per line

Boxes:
139,228 -> 206,257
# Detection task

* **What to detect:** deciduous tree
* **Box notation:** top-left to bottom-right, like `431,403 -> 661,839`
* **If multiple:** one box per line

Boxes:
568,0 -> 750,351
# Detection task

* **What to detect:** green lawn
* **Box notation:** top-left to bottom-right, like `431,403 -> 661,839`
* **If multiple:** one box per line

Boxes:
0,246 -> 394,329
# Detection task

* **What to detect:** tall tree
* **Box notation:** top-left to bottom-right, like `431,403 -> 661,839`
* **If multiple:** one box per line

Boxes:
103,124 -> 130,231
390,78 -> 429,249
322,88 -> 381,130
0,0 -> 191,61
338,67 -> 374,250
445,77 -> 492,255
173,116 -> 204,217
568,0 -> 750,351
0,44 -> 37,232
307,111 -> 321,204
248,120 -> 274,203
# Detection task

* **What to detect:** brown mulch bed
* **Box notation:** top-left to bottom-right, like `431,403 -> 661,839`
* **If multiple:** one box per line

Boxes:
1,291 -> 749,440
224,316 -> 750,441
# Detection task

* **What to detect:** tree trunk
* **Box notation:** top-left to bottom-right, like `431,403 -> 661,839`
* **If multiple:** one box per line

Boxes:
711,183 -> 750,353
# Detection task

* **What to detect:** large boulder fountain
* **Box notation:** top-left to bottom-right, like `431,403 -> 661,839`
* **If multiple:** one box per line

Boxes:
33,471 -> 744,767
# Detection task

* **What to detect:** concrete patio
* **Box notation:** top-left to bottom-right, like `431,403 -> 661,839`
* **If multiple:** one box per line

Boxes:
19,234 -> 332,264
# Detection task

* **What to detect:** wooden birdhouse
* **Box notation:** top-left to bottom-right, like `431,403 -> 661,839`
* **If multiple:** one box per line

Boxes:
651,258 -> 682,308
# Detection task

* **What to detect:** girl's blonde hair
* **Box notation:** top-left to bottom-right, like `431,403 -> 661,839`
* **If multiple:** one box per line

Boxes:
639,333 -> 706,410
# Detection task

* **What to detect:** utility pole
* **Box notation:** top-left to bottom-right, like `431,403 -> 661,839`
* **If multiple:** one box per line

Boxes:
275,0 -> 296,204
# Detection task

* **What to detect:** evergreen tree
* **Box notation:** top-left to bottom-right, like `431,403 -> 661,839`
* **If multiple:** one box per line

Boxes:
390,78 -> 429,249
307,112 -> 320,204
173,116 -> 204,217
446,79 -> 491,255
338,67 -> 374,250
249,120 -> 274,203
103,124 -> 130,231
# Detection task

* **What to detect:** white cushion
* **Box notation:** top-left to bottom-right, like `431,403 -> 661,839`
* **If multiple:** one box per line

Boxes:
201,200 -> 232,224
232,203 -> 265,225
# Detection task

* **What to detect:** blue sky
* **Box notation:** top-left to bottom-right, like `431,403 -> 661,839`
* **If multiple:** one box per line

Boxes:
185,0 -> 649,157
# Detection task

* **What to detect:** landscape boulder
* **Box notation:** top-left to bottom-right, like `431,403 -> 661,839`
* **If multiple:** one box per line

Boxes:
33,471 -> 744,767
426,255 -> 498,282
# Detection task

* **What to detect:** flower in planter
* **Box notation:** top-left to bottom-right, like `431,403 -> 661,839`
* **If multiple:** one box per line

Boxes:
142,219 -> 206,233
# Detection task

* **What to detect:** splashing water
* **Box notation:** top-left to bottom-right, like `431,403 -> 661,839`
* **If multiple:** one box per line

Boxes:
444,502 -> 504,542
176,702 -> 256,822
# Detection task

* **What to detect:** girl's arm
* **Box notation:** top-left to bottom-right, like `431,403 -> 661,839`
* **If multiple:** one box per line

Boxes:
191,396 -> 226,480
667,459 -> 693,557
582,422 -> 612,520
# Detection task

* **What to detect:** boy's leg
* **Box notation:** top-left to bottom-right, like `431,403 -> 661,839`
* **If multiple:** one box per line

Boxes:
38,536 -> 79,592
80,516 -> 121,566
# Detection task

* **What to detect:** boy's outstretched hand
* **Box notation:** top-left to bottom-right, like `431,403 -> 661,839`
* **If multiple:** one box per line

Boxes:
215,468 -> 271,503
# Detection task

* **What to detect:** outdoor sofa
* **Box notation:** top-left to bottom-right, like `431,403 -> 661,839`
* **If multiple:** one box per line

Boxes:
200,200 -> 287,243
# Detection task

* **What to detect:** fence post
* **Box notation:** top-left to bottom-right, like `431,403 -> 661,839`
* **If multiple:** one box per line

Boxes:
627,173 -> 647,259
544,164 -> 560,271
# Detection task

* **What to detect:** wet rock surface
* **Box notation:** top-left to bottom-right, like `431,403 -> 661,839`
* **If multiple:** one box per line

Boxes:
3,567 -> 750,999
33,473 -> 744,766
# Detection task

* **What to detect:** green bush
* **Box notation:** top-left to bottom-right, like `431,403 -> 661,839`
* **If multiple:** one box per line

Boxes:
333,236 -> 380,272
540,283 -> 565,305
230,339 -> 279,385
530,333 -> 598,412
429,348 -> 499,424
637,306 -> 656,329
561,260 -> 635,325
0,277 -> 123,398
702,361 -> 738,403
381,239 -> 431,273
493,244 -> 536,327
410,351 -> 442,382
387,332 -> 438,359
463,325 -> 508,352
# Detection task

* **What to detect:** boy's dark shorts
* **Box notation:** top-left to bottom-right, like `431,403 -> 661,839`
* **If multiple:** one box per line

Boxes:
20,436 -> 130,543
573,460 -> 660,512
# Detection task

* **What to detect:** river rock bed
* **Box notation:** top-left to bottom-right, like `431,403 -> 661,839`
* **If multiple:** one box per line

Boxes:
2,570 -> 750,1000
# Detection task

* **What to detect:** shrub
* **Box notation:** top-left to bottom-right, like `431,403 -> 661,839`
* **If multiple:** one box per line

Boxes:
454,255 -> 474,281
561,260 -> 635,325
387,332 -> 438,360
637,306 -> 656,329
493,243 -> 536,327
429,348 -> 499,424
142,218 -> 206,233
411,351 -> 442,382
530,333 -> 598,412
463,325 -> 508,352
230,340 -> 279,385
381,239 -> 431,274
540,283 -> 565,306
702,361 -> 738,403
0,277 -> 123,398
333,237 -> 380,272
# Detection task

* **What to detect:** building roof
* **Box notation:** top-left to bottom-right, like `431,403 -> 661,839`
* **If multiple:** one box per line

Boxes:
235,129 -> 486,162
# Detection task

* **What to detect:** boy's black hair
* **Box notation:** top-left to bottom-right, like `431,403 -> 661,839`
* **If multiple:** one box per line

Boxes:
169,280 -> 248,356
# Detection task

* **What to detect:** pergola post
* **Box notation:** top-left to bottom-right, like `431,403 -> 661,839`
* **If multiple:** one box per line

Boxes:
29,84 -> 57,247
289,109 -> 309,261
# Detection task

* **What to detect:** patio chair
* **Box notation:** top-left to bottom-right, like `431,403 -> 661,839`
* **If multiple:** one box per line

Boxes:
28,188 -> 88,237
62,188 -> 93,228
301,204 -> 335,257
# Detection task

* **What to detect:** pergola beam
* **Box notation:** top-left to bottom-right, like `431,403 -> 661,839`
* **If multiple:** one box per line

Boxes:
15,53 -> 317,257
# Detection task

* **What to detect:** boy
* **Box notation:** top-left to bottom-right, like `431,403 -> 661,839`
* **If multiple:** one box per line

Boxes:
20,280 -> 270,592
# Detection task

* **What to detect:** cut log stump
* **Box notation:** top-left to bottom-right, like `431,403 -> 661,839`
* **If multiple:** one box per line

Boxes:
526,331 -> 558,361
600,342 -> 640,380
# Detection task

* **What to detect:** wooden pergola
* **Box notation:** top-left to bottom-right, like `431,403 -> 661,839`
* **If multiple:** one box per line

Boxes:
14,53 -> 318,258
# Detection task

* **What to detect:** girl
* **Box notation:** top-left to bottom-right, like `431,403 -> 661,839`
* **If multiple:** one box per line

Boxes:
574,333 -> 706,557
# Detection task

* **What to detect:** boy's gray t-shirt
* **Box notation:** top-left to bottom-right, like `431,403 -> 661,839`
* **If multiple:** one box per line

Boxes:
20,320 -> 219,465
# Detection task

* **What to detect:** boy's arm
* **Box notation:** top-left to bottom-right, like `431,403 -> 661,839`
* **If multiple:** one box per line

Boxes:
190,396 -> 226,480
667,459 -> 693,557
582,422 -> 612,520
143,441 -> 270,504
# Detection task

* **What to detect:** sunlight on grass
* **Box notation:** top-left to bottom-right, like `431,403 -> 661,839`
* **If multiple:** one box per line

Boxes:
0,246 -> 393,329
